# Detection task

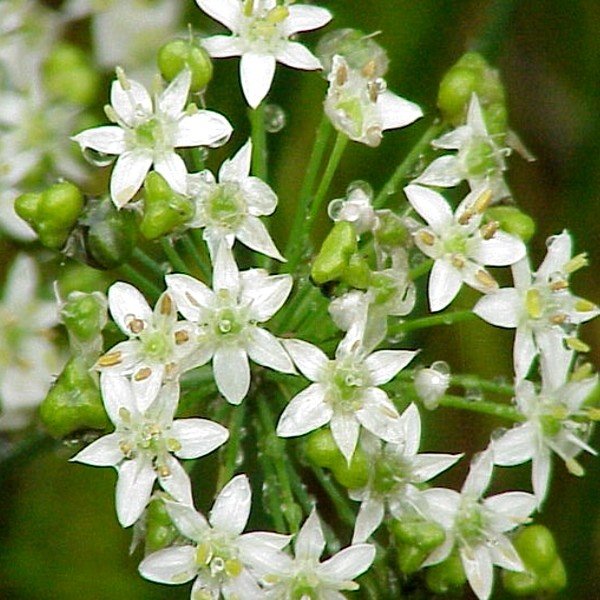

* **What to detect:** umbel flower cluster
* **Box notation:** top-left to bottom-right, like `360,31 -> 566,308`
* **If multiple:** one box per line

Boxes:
0,1 -> 598,599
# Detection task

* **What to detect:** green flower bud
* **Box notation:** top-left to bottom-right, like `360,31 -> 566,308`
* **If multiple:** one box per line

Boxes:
502,569 -> 540,596
425,550 -> 467,594
390,519 -> 446,552
145,498 -> 178,553
512,525 -> 558,574
311,221 -> 358,285
61,291 -> 108,342
13,192 -> 40,222
396,543 -> 428,575
43,43 -> 100,106
158,38 -> 213,93
544,556 -> 567,593
316,28 -> 389,77
40,357 -> 109,438
342,253 -> 371,289
58,263 -> 110,296
141,172 -> 195,240
374,211 -> 409,248
305,428 -> 341,468
330,448 -> 369,488
485,206 -> 536,242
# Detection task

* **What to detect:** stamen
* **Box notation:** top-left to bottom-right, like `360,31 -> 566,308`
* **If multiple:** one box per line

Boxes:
418,231 -> 436,246
474,189 -> 493,213
134,367 -> 152,381
566,458 -> 584,477
475,269 -> 497,290
566,337 -> 590,353
185,292 -> 200,307
480,221 -> 499,240
160,294 -> 173,315
550,313 -> 567,325
571,362 -> 593,382
525,289 -> 542,319
458,209 -> 473,225
128,318 -> 145,334
550,279 -> 568,292
564,252 -> 588,274
175,330 -> 190,344
336,63 -> 348,86
451,254 -> 465,269
115,66 -> 130,91
367,81 -> 379,103
362,60 -> 377,79
575,299 -> 597,312
97,351 -> 123,367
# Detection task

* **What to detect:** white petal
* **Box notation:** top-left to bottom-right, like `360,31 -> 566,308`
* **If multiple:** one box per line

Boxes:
116,457 -> 157,527
489,534 -> 524,572
164,500 -> 209,540
319,544 -> 376,582
461,545 -> 494,600
432,126 -> 471,149
237,216 -> 285,261
213,345 -> 250,404
213,243 -> 240,296
246,327 -> 295,373
154,152 -> 188,194
355,388 -> 404,444
473,288 -> 521,328
111,76 -> 152,127
330,411 -> 360,463
365,350 -> 417,385
173,418 -> 229,459
110,149 -> 153,207
514,327 -> 536,382
100,373 -> 136,424
196,0 -> 241,31
412,453 -> 463,483
72,126 -> 126,154
238,531 -> 292,574
158,69 -> 191,119
420,488 -> 461,529
295,508 -> 325,561
537,230 -> 571,281
537,328 -> 573,392
428,259 -> 463,312
473,231 -> 526,266
70,433 -> 122,467
242,273 -> 293,322
210,474 -> 251,535
492,423 -> 536,466
202,35 -> 243,57
484,492 -> 536,532
397,403 -> 421,456
414,155 -> 463,187
511,256 -> 532,289
159,454 -> 193,505
352,496 -> 385,543
466,94 -> 489,136
404,185 -> 454,234
165,273 -> 215,321
532,449 -> 552,506
462,449 -> 494,498
241,177 -> 278,215
221,568 -> 264,599
276,383 -> 331,437
282,5 -> 332,35
219,139 -> 251,182
378,90 -> 423,131
108,281 -> 152,334
139,545 -> 197,584
240,53 -> 276,108
173,111 -> 233,148
275,42 -> 321,70
283,339 -> 328,381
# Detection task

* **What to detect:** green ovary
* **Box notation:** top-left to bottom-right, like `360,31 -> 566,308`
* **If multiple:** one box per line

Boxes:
135,119 -> 164,148
463,139 -> 497,177
207,184 -> 246,230
372,457 -> 409,496
140,329 -> 171,361
214,308 -> 244,337
456,498 -> 485,543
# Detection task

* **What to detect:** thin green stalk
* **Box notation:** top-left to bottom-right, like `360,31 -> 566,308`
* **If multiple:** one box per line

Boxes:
389,309 -> 476,336
309,466 -> 356,528
256,436 -> 288,533
132,248 -> 166,278
181,232 -> 211,280
161,237 -> 190,275
249,103 -> 268,181
451,373 -> 515,397
217,404 -> 246,490
188,147 -> 206,172
189,229 -> 212,281
374,120 -> 445,208
409,258 -> 434,281
117,264 -> 162,300
437,393 -> 523,422
284,114 -> 333,272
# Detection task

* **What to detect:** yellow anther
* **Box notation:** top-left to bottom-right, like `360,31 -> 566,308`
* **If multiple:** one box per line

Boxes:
525,288 -> 543,319
564,252 -> 588,274
185,292 -> 200,307
225,558 -> 243,578
118,407 -> 131,422
195,542 -> 212,566
157,465 -> 171,478
474,189 -> 493,213
571,362 -> 593,382
243,0 -> 254,17
458,209 -> 473,225
335,63 -> 348,86
97,351 -> 123,367
586,407 -> 600,421
566,337 -> 590,353
160,294 -> 173,315
550,405 -> 569,420
575,299 -> 597,312
165,362 -> 177,377
367,81 -> 379,103
451,254 -> 465,269
480,220 -> 499,240
134,367 -> 152,381
167,438 -> 182,452
148,423 -> 162,436
550,279 -> 568,292
104,104 -> 119,123
566,458 -> 585,477
362,60 -> 377,79
267,5 -> 289,23
128,318 -> 145,334
175,330 -> 190,345
115,66 -> 130,90
475,269 -> 497,290
550,313 -> 567,325
418,230 -> 436,246
119,441 -> 133,455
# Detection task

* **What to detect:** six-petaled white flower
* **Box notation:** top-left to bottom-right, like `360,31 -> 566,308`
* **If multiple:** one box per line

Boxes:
277,330 -> 418,462
187,139 -> 284,261
474,230 -> 599,381
72,68 -> 232,207
421,450 -> 537,600
71,373 -> 229,527
197,0 -> 332,108
261,508 -> 375,599
139,474 -> 290,599
405,184 -> 526,312
166,245 -> 295,405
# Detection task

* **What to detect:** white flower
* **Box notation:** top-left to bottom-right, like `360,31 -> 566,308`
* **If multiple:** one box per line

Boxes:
139,474 -> 290,598
187,139 -> 284,261
72,68 -> 233,207
492,344 -> 598,506
95,283 -> 199,412
414,362 -> 451,411
0,254 -> 62,430
350,405 -> 462,543
166,245 -> 295,405
421,450 -> 536,600
415,94 -> 510,201
262,508 -> 375,599
328,184 -> 378,235
474,230 -> 599,381
277,329 -> 418,462
324,54 -> 422,147
71,374 -> 229,527
197,0 -> 332,108
405,184 -> 526,312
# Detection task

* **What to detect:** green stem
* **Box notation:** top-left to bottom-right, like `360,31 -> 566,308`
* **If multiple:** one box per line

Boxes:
284,114 -> 333,272
132,248 -> 166,278
451,373 -> 514,397
409,258 -> 434,281
374,120 -> 445,208
256,434 -> 288,533
117,264 -> 162,300
389,309 -> 476,335
217,404 -> 246,490
161,237 -> 190,275
181,232 -> 211,280
437,393 -> 523,422
249,103 -> 268,181
309,466 -> 356,528
189,229 -> 212,281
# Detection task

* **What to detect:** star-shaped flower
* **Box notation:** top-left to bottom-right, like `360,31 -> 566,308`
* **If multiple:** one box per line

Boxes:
350,405 -> 462,543
324,54 -> 423,147
187,139 -> 284,261
139,474 -> 290,598
166,245 -> 295,405
95,282 -> 199,412
474,230 -> 599,381
415,94 -> 510,201
405,184 -> 526,312
261,508 -> 375,599
71,374 -> 229,527
421,450 -> 536,600
277,330 -> 418,462
72,68 -> 233,207
196,0 -> 332,108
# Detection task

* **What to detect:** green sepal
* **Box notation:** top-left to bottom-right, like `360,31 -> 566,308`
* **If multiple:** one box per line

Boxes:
396,543 -> 428,575
311,221 -> 358,285
40,356 -> 109,438
145,498 -> 178,553
61,291 -> 107,343
158,38 -> 213,93
390,519 -> 446,552
330,447 -> 369,489
342,253 -> 371,289
141,172 -> 195,240
374,211 -> 409,248
425,550 -> 467,594
485,206 -> 536,242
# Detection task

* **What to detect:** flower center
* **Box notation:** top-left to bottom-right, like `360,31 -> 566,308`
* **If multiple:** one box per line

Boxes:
207,183 -> 246,230
329,360 -> 368,411
195,538 -> 243,582
456,496 -> 485,544
462,138 -> 499,177
135,118 -> 163,148
214,307 -> 245,338
140,328 -> 172,362
243,4 -> 289,49
372,455 -> 410,496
